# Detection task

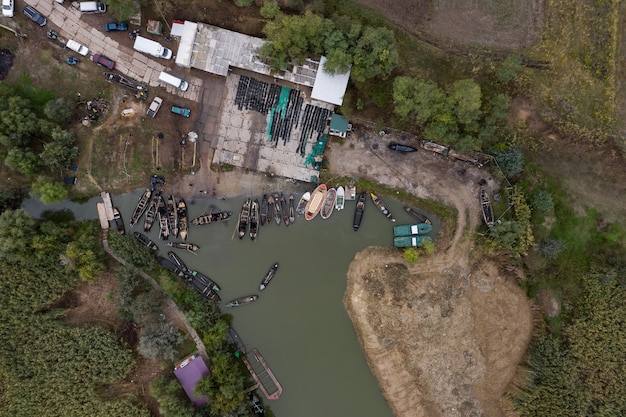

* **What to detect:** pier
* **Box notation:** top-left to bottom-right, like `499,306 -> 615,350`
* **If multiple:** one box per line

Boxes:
241,348 -> 283,400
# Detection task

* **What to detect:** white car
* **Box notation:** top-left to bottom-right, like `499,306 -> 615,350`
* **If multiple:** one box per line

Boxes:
65,39 -> 89,56
2,0 -> 14,17
146,97 -> 163,118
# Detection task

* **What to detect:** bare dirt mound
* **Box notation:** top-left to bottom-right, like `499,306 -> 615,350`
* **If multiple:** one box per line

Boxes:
345,248 -> 532,417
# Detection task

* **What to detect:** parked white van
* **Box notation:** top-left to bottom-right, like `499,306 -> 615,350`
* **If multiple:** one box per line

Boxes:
133,36 -> 172,60
66,39 -> 89,56
79,1 -> 106,13
158,71 -> 189,92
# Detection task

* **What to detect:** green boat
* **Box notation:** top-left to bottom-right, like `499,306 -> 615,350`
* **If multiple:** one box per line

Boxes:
393,235 -> 433,248
393,223 -> 432,237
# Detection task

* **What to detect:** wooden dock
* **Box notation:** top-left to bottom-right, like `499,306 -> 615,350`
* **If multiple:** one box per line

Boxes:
241,348 -> 282,400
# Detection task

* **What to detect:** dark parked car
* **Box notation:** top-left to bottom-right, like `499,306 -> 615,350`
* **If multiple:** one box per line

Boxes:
104,21 -> 128,32
171,106 -> 191,118
23,6 -> 46,26
92,54 -> 115,70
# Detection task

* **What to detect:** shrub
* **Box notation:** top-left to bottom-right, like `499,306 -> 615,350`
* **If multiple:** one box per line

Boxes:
493,148 -> 524,178
540,238 -> 566,259
403,248 -> 419,264
260,0 -> 280,19
532,190 -> 554,212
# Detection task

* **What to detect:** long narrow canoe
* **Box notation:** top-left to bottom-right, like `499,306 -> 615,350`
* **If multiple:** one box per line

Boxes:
130,188 -> 151,228
353,191 -> 366,231
177,199 -> 189,240
370,192 -> 395,222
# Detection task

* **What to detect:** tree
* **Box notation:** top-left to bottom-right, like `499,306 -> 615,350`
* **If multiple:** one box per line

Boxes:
351,26 -> 398,82
43,97 -> 74,124
403,248 -> 419,264
30,177 -> 68,204
393,77 -> 443,123
496,54 -> 523,83
195,352 -> 246,415
0,209 -> 36,262
493,147 -> 524,177
4,148 -> 40,176
450,79 -> 482,131
532,189 -> 554,212
260,0 -> 280,19
137,323 -> 183,360
105,0 -> 140,21
40,128 -> 78,172
0,96 -> 39,147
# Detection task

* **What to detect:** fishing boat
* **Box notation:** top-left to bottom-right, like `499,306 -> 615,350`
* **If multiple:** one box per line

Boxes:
267,195 -> 275,226
296,192 -> 310,215
273,193 -> 282,225
130,188 -> 151,228
370,192 -> 395,222
191,211 -> 232,226
260,194 -> 268,226
335,186 -> 345,210
238,198 -> 250,239
388,141 -> 418,153
166,195 -> 178,239
143,191 -> 160,232
393,223 -> 433,237
404,206 -> 432,224
112,207 -> 125,234
280,194 -> 290,226
259,262 -> 279,291
288,194 -> 295,224
186,269 -> 221,292
226,295 -> 258,308
177,199 -> 188,241
157,195 -> 169,240
393,235 -> 433,248
304,184 -> 327,221
320,187 -> 337,219
353,191 -> 366,231
250,199 -> 259,240
167,251 -> 188,274
481,189 -> 495,228
166,241 -> 199,252
133,231 -> 158,251
187,277 -> 221,303
157,256 -> 185,277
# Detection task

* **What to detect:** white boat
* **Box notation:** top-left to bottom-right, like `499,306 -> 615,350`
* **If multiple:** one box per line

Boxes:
320,187 -> 337,219
296,192 -> 311,216
335,186 -> 345,210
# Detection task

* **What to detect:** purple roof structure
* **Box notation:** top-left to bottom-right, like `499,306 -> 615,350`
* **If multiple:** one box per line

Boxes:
174,355 -> 210,406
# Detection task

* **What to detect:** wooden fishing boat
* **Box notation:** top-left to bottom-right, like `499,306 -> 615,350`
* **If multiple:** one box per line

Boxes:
304,184 -> 327,221
238,198 -> 250,239
166,241 -> 199,252
288,194 -> 295,224
393,235 -> 433,248
296,192 -> 310,215
353,191 -> 366,231
177,199 -> 189,241
335,186 -> 345,210
404,206 -> 432,224
250,199 -> 259,240
143,192 -> 160,232
187,269 -> 221,292
273,193 -> 282,225
280,194 -> 290,226
158,195 -> 169,240
166,195 -> 178,239
266,195 -> 275,226
187,276 -> 221,303
320,187 -> 337,219
259,262 -> 279,291
393,223 -> 433,237
130,188 -> 151,228
260,194 -> 268,226
191,211 -> 232,226
133,231 -> 158,251
112,207 -> 125,234
388,141 -> 418,153
157,256 -> 185,277
370,192 -> 395,222
226,295 -> 258,308
167,251 -> 188,274
481,189 -> 495,228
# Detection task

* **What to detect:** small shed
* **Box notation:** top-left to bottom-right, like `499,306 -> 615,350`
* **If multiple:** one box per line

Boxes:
147,20 -> 163,35
329,114 -> 350,138
174,355 -> 210,406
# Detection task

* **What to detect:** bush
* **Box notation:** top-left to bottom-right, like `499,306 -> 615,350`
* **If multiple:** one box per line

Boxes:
137,323 -> 183,360
493,148 -> 524,178
260,0 -> 280,19
540,238 -> 566,259
403,248 -> 419,264
532,190 -> 554,212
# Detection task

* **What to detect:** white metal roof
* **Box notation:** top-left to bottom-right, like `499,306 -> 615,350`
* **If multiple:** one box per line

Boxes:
310,56 -> 350,106
175,21 -> 198,68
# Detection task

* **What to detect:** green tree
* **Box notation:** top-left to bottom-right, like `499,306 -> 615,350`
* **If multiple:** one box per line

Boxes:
532,189 -> 554,212
137,323 -> 183,360
40,128 -> 78,172
43,97 -> 74,125
493,147 -> 524,177
260,0 -> 280,18
0,96 -> 39,147
30,177 -> 68,204
393,76 -> 443,123
496,54 -> 523,83
4,148 -> 40,176
105,0 -> 140,21
351,26 -> 398,82
196,353 -> 246,415
0,209 -> 36,262
450,79 -> 482,131
403,248 -> 419,264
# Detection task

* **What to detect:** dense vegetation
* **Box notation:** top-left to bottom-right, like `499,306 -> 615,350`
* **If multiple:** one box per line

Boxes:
0,209 -> 147,417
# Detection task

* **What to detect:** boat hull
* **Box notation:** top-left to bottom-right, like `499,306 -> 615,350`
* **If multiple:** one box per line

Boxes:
304,184 -> 327,221
238,199 -> 250,239
353,191 -> 366,231
113,207 -> 125,234
393,223 -> 433,237
335,186 -> 345,210
226,295 -> 258,307
130,188 -> 151,228
320,188 -> 337,219
177,199 -> 188,240
133,231 -> 158,251
296,192 -> 310,215
388,142 -> 418,153
259,263 -> 279,291
250,199 -> 259,240
288,194 -> 295,224
404,206 -> 431,224
191,211 -> 232,225
371,192 -> 395,222
394,235 -> 433,248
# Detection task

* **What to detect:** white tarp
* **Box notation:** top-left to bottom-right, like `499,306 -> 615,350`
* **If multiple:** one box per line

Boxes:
175,21 -> 198,68
310,56 -> 351,106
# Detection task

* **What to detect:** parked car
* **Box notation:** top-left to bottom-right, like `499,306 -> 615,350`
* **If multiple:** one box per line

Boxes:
171,106 -> 191,118
92,54 -> 115,70
23,6 -> 46,26
147,97 -> 163,118
65,39 -> 89,56
2,0 -> 14,17
104,21 -> 128,32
